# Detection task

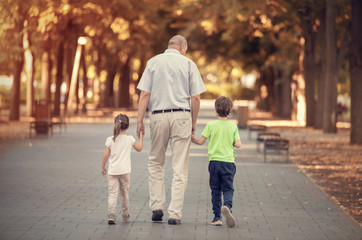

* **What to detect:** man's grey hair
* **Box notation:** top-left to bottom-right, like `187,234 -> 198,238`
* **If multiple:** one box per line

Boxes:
168,35 -> 187,47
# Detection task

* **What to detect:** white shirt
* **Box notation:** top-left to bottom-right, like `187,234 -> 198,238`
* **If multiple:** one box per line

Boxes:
137,49 -> 206,112
105,134 -> 135,175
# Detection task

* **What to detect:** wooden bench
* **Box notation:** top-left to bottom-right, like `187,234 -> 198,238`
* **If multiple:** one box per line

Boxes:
248,124 -> 266,140
257,132 -> 281,152
263,138 -> 289,163
29,100 -> 53,138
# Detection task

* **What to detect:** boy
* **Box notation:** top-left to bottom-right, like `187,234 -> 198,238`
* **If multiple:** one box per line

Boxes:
191,96 -> 241,227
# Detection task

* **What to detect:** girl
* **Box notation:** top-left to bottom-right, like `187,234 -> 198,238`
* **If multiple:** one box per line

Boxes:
101,114 -> 143,224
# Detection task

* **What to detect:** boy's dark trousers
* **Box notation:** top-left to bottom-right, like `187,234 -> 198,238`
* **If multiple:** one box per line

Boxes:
208,161 -> 236,220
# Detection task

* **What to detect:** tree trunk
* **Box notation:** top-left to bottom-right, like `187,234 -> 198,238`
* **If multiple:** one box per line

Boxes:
93,47 -> 101,108
24,21 -> 35,118
81,45 -> 88,113
350,0 -> 362,144
104,60 -> 117,108
256,68 -> 275,113
41,31 -> 52,103
323,0 -> 338,133
301,16 -> 316,127
118,57 -> 131,108
259,66 -> 275,113
9,62 -> 23,120
54,40 -> 64,116
314,8 -> 327,129
66,42 -> 83,116
75,71 -> 79,115
315,62 -> 326,129
276,78 -> 291,119
293,37 -> 307,125
63,39 -> 76,113
9,16 -> 24,121
315,4 -> 326,129
267,67 -> 276,115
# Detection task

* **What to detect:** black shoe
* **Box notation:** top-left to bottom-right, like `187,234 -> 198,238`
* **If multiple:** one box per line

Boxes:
152,210 -> 163,221
168,218 -> 181,225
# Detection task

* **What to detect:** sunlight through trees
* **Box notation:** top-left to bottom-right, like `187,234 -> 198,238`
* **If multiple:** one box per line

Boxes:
0,0 -> 360,143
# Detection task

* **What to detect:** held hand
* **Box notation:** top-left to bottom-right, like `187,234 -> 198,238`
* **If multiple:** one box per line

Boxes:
191,133 -> 196,143
101,167 -> 107,176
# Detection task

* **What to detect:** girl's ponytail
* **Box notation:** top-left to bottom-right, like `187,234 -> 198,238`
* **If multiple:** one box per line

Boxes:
113,114 -> 129,141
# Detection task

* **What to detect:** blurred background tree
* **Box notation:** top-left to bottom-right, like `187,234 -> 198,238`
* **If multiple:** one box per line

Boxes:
0,0 -> 360,143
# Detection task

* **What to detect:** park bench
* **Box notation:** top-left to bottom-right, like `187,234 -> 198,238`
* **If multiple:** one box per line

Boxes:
263,138 -> 289,163
29,100 -> 53,137
256,132 -> 281,152
248,124 -> 266,140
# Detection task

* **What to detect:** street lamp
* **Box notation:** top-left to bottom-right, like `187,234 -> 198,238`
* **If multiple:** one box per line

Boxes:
66,36 -> 87,116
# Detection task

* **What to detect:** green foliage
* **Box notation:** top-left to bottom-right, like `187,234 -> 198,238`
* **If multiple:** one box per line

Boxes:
203,83 -> 256,100
0,0 -> 352,114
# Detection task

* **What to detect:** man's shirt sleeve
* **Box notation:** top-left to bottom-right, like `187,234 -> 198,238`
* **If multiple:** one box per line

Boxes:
137,64 -> 152,93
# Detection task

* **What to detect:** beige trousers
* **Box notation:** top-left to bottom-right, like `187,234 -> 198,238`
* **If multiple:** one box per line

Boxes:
148,111 -> 192,220
108,174 -> 130,219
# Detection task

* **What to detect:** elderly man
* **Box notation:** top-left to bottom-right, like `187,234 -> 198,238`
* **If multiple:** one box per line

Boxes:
137,35 -> 206,225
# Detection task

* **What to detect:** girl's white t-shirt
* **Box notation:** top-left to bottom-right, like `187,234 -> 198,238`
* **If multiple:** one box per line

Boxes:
105,134 -> 136,175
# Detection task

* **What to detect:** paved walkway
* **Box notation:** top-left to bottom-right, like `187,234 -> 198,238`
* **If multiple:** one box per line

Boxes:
0,103 -> 361,240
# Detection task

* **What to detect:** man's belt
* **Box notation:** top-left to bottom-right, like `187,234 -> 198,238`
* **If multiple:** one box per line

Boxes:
152,109 -> 191,114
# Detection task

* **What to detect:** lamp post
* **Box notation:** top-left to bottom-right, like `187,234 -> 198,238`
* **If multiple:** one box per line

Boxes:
66,36 -> 87,116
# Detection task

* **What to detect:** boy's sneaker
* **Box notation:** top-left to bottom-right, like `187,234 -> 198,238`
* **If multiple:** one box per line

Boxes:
221,206 -> 235,228
211,219 -> 223,226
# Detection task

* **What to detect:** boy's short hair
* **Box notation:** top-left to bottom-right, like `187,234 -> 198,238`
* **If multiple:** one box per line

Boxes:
215,96 -> 233,117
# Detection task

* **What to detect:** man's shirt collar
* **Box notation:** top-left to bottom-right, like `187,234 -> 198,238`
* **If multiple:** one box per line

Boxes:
164,48 -> 181,54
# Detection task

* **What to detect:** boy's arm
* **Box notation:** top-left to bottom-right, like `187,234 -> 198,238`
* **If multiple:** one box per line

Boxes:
133,131 -> 143,152
191,134 -> 207,145
233,139 -> 242,148
101,147 -> 110,176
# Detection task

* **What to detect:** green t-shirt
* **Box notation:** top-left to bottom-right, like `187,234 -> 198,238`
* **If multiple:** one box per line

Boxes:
202,120 -> 240,163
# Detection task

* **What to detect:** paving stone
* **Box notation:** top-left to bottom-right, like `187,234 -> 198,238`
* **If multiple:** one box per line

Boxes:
0,105 -> 361,240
